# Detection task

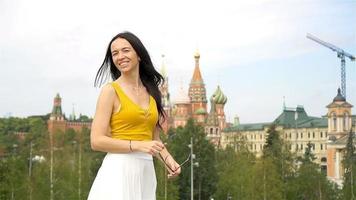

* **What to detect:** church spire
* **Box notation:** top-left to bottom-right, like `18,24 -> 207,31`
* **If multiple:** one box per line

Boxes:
188,50 -> 207,123
191,49 -> 203,83
159,54 -> 170,108
160,54 -> 167,78
189,49 -> 207,103
50,93 -> 64,121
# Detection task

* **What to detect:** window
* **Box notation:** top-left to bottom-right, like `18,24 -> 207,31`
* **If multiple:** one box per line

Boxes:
320,144 -> 323,150
312,132 -> 315,138
296,144 -> 299,150
344,113 -> 349,131
301,132 -> 303,139
308,132 -> 310,138
296,132 -> 298,139
301,144 -> 303,151
332,113 -> 337,130
320,132 -> 323,138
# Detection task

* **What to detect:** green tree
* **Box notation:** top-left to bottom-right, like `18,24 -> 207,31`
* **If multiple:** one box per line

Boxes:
215,143 -> 255,200
342,128 -> 356,200
155,131 -> 180,200
249,158 -> 284,200
288,142 -> 341,200
263,124 -> 295,199
168,119 -> 218,200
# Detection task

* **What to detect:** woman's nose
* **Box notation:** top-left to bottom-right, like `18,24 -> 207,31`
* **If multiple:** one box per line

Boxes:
118,52 -> 125,60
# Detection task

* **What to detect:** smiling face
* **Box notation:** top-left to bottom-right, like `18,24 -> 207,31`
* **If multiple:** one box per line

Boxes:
110,38 -> 140,74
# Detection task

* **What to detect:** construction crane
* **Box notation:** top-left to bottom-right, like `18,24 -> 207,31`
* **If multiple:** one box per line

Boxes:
306,33 -> 355,99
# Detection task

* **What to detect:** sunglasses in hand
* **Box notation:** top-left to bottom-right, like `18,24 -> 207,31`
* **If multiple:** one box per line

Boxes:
158,152 -> 191,173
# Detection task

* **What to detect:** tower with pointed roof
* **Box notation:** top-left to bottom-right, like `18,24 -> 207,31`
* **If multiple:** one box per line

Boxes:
326,88 -> 354,185
50,93 -> 64,121
158,55 -> 171,133
188,50 -> 208,124
326,88 -> 353,137
205,86 -> 228,146
213,86 -> 228,130
48,93 -> 66,134
47,93 -> 91,135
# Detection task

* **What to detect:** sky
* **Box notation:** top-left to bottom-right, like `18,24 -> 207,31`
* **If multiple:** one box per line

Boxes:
1,0 -> 355,124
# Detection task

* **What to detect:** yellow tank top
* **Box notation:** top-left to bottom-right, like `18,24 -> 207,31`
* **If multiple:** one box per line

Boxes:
110,82 -> 158,141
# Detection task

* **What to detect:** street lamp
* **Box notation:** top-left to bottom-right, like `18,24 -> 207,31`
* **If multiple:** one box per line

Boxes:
188,137 -> 199,200
11,144 -> 18,200
71,139 -> 82,200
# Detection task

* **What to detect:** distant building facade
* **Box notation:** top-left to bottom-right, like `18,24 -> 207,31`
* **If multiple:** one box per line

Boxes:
221,89 -> 355,186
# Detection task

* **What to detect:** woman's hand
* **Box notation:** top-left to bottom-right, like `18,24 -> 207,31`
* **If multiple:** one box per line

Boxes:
165,156 -> 181,178
133,140 -> 165,155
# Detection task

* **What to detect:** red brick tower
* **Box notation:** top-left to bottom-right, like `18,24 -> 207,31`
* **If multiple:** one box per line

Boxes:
47,93 -> 66,135
188,50 -> 207,124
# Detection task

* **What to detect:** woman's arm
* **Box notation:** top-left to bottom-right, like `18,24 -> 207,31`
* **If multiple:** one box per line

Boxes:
90,84 -> 164,154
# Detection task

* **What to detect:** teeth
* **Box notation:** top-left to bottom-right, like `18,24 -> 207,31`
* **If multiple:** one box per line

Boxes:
120,62 -> 129,67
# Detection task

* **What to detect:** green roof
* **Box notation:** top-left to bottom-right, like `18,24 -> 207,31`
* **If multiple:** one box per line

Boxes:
195,108 -> 207,115
224,106 -> 328,132
296,117 -> 327,128
224,122 -> 271,132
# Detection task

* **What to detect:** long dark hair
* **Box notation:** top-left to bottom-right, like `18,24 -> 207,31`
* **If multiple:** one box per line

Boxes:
94,31 -> 166,129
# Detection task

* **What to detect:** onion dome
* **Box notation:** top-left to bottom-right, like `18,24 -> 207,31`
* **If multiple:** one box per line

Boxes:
211,86 -> 227,105
175,85 -> 190,104
195,108 -> 207,115
333,88 -> 345,102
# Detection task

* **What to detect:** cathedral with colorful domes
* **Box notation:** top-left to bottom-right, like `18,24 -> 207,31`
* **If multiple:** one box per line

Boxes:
159,51 -> 228,146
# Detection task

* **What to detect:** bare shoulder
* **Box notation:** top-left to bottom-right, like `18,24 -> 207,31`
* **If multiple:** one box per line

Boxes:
100,83 -> 116,97
96,83 -> 117,104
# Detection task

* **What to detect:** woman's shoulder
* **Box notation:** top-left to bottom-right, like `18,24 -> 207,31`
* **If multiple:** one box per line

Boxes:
98,82 -> 116,100
101,82 -> 115,92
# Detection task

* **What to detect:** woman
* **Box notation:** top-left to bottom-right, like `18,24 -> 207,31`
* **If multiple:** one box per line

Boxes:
88,31 -> 181,200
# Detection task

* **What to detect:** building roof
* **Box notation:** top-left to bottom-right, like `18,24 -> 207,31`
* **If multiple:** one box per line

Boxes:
224,122 -> 271,131
224,106 -> 328,132
333,88 -> 346,102
195,108 -> 207,115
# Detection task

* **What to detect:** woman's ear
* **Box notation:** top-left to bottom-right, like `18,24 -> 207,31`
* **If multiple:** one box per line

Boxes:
138,57 -> 141,62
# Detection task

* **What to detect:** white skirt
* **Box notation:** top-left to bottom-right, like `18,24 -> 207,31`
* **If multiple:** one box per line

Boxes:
87,152 -> 157,200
